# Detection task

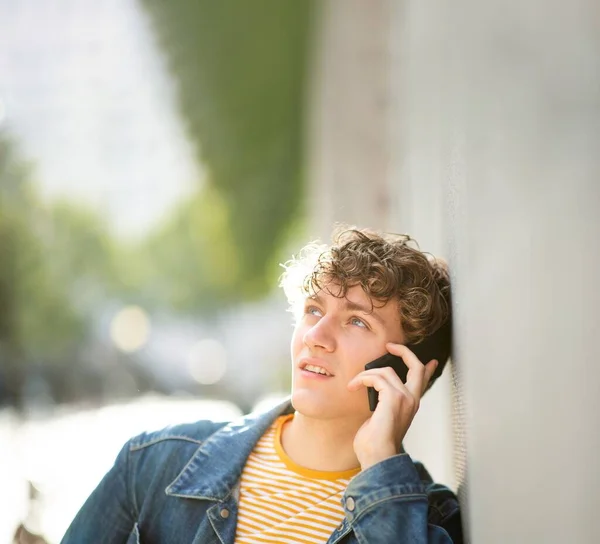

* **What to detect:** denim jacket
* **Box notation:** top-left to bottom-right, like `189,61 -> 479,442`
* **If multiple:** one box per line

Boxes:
61,400 -> 462,544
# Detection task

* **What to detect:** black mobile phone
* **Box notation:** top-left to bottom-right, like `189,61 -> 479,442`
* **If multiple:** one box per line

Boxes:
364,318 -> 452,411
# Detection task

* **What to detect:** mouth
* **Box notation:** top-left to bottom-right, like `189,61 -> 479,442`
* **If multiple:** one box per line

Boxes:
299,358 -> 334,377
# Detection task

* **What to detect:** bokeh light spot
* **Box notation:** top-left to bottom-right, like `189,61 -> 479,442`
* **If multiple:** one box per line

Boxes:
110,306 -> 151,353
187,339 -> 227,385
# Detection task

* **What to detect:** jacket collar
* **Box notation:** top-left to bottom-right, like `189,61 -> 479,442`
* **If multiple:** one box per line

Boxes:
166,398 -> 294,501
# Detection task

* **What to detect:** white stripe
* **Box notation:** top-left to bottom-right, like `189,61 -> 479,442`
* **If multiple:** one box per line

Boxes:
243,457 -> 351,486
238,490 -> 344,526
242,464 -> 348,490
240,482 -> 348,501
240,498 -> 343,529
234,416 -> 350,544
241,470 -> 347,495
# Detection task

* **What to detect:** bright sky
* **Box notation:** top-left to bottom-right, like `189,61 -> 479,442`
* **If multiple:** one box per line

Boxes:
0,0 -> 202,239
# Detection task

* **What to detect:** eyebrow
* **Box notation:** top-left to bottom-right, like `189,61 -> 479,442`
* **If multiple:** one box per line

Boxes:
308,294 -> 386,326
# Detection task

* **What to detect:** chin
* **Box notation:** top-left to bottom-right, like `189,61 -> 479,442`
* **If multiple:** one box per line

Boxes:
291,388 -> 369,421
291,388 -> 337,418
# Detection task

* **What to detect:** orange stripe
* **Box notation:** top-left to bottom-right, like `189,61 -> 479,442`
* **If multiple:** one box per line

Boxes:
237,534 -> 322,544
242,465 -> 350,489
239,477 -> 342,498
237,504 -> 286,526
239,518 -> 335,542
234,415 -> 356,544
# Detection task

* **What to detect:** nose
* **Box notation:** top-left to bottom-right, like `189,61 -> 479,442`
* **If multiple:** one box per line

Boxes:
303,315 -> 336,352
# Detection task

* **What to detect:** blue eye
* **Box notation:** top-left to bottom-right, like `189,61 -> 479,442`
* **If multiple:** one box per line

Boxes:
350,317 -> 367,328
305,305 -> 322,317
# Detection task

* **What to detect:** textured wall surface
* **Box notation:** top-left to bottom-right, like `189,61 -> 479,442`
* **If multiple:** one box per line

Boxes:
439,2 -> 600,542
309,1 -> 600,542
306,0 -> 394,240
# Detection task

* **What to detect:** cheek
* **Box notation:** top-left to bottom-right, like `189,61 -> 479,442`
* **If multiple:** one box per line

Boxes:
290,323 -> 305,355
340,338 -> 384,375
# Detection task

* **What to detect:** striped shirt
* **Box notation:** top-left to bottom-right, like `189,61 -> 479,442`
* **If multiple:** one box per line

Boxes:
234,414 -> 361,544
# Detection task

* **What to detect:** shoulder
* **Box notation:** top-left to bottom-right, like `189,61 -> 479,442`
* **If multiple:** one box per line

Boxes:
123,398 -> 292,464
128,419 -> 228,452
113,419 -> 232,503
111,419 -> 229,482
121,419 -> 230,478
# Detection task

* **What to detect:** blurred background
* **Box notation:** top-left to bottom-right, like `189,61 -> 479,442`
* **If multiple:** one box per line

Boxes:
1,1 -> 313,541
1,1 -> 599,543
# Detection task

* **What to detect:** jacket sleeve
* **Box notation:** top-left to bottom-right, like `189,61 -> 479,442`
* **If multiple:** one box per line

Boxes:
343,454 -> 462,543
61,440 -> 138,544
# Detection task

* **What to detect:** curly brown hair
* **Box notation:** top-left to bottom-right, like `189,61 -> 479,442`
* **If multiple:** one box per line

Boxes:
280,226 -> 452,386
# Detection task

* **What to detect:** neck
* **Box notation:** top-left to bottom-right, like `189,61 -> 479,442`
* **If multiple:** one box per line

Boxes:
280,411 -> 364,472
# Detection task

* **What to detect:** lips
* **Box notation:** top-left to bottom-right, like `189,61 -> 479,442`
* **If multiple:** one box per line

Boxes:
298,357 -> 335,377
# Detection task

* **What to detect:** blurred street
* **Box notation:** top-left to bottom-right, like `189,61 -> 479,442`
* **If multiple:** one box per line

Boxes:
0,396 -> 245,543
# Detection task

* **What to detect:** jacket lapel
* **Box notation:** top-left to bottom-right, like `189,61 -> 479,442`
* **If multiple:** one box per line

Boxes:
165,399 -> 294,544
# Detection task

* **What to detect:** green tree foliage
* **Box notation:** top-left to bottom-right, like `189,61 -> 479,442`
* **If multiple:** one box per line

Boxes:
0,137 -> 81,405
139,185 -> 240,312
141,0 -> 315,297
0,138 -> 94,360
0,136 -> 132,407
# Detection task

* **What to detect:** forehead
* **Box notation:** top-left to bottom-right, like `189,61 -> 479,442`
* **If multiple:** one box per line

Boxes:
309,282 -> 381,303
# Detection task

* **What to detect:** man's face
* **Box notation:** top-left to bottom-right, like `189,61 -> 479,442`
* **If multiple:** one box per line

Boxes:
290,284 -> 405,422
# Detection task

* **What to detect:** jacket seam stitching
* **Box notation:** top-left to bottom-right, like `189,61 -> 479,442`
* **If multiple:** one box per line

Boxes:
125,440 -> 139,520
436,503 -> 461,524
350,492 -> 428,524
129,435 -> 204,451
165,440 -> 210,495
428,497 -> 460,519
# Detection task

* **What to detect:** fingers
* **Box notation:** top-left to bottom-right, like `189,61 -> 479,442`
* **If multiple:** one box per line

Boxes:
384,343 -> 438,397
349,344 -> 439,404
348,367 -> 419,415
348,365 -> 404,391
385,342 -> 423,369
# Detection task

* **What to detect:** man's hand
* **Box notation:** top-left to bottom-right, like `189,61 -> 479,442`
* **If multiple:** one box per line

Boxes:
347,343 -> 438,471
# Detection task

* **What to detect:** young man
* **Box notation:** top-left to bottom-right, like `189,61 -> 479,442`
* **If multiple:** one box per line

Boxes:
61,227 -> 462,543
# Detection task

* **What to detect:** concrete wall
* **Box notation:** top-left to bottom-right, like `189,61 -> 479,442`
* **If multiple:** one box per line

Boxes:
308,1 -> 600,542
434,2 -> 600,542
306,0 -> 456,493
306,0 -> 394,238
